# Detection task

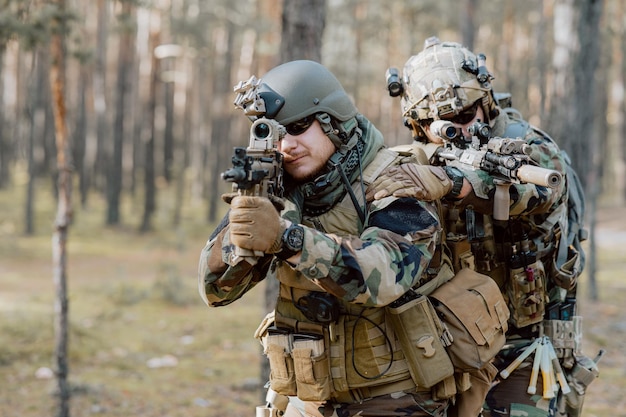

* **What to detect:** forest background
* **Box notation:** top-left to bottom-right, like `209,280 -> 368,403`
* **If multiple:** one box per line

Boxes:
1,0 -> 625,416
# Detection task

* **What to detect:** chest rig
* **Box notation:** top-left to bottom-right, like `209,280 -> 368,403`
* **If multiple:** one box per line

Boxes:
258,148 -> 457,403
415,114 -> 571,333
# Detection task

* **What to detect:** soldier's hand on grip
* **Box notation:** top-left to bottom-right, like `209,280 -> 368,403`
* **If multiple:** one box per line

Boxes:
229,196 -> 285,253
366,164 -> 453,201
221,192 -> 239,204
222,192 -> 285,212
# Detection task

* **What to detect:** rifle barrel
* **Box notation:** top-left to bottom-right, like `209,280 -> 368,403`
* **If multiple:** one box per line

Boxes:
517,164 -> 562,188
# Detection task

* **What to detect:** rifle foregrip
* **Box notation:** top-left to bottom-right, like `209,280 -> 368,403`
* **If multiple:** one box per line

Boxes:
517,165 -> 562,188
494,181 -> 511,221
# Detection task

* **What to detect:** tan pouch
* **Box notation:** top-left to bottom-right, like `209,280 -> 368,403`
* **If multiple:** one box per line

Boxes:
292,336 -> 331,401
328,315 -> 349,393
386,292 -> 454,388
542,319 -> 576,361
264,334 -> 297,396
341,307 -> 411,388
429,268 -> 509,371
432,374 -> 457,400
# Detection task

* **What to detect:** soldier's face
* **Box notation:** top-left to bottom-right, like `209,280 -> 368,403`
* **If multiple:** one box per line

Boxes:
424,104 -> 486,143
455,104 -> 485,137
278,120 -> 336,182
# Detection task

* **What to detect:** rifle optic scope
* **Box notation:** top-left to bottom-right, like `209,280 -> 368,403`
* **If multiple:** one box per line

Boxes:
430,120 -> 461,141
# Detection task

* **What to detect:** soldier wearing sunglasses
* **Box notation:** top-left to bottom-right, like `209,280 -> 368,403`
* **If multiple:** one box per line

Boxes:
198,60 -> 468,417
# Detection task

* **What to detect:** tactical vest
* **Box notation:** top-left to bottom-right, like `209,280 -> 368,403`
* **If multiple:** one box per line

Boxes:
257,147 -> 457,403
413,110 -> 576,332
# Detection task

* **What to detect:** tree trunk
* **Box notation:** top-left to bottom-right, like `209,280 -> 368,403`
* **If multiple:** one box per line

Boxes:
0,43 -> 9,189
93,0 -> 109,193
207,22 -> 234,224
49,0 -> 72,414
74,62 -> 88,208
190,55 -> 207,205
279,0 -> 326,62
549,0 -> 603,300
107,1 -> 135,225
575,0 -> 603,301
536,0 -> 552,123
163,58 -> 175,184
621,0 -> 626,203
26,49 -> 48,235
141,29 -> 160,232
260,0 -> 327,399
573,0 -> 603,184
459,0 -> 478,50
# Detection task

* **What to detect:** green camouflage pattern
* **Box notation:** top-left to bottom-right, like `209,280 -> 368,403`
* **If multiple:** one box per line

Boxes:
199,116 -> 441,309
320,392 -> 449,416
484,357 -> 557,417
199,185 -> 440,309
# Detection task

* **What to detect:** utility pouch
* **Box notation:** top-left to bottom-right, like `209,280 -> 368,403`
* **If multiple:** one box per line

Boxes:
506,259 -> 547,328
292,335 -> 331,401
542,316 -> 580,369
549,245 -> 581,291
557,352 -> 601,417
542,319 -> 576,358
263,332 -> 297,396
447,236 -> 475,273
430,268 -> 509,371
432,374 -> 457,400
386,291 -> 454,388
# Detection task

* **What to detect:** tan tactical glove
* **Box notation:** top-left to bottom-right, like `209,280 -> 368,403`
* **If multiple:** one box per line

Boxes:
222,192 -> 285,211
229,196 -> 286,253
366,164 -> 453,201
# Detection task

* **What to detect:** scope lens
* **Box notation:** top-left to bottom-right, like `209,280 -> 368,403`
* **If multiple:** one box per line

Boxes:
254,122 -> 271,139
444,126 -> 457,139
478,126 -> 491,138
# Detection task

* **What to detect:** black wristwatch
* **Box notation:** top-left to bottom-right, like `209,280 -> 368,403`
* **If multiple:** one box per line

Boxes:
443,166 -> 465,199
276,224 -> 305,260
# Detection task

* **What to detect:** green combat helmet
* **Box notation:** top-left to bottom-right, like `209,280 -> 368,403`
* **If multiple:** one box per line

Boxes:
386,36 -> 499,141
234,60 -> 359,150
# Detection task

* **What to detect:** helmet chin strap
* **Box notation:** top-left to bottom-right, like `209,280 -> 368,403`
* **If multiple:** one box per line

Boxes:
300,113 -> 365,223
315,112 -> 359,152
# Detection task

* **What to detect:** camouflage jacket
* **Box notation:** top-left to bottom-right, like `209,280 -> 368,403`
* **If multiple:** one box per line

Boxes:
199,118 -> 442,309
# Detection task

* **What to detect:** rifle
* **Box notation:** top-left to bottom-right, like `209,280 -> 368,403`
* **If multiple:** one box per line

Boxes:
222,117 -> 285,258
430,120 -> 562,221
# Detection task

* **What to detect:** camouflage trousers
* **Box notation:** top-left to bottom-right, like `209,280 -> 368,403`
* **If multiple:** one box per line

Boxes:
483,358 -> 558,417
287,392 -> 449,417
328,393 -> 448,417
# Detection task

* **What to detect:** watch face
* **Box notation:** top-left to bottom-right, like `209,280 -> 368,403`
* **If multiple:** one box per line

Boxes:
286,226 -> 304,251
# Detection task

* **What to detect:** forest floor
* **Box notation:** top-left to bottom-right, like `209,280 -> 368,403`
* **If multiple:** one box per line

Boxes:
0,184 -> 625,416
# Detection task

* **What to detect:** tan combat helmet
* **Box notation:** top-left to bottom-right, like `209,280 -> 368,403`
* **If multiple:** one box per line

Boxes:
389,36 -> 499,141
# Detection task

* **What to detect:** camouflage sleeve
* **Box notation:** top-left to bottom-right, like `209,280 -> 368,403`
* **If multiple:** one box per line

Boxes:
294,198 -> 440,307
198,219 -> 272,307
459,131 -> 567,216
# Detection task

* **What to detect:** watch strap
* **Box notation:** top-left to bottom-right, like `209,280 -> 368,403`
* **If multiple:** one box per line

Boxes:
443,166 -> 465,199
276,225 -> 304,260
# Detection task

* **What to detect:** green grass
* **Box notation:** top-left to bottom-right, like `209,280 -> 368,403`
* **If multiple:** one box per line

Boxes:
1,176 -> 625,416
0,178 -> 266,417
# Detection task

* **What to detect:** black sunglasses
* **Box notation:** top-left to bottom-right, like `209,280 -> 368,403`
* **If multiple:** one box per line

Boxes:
443,101 -> 480,125
285,115 -> 316,136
